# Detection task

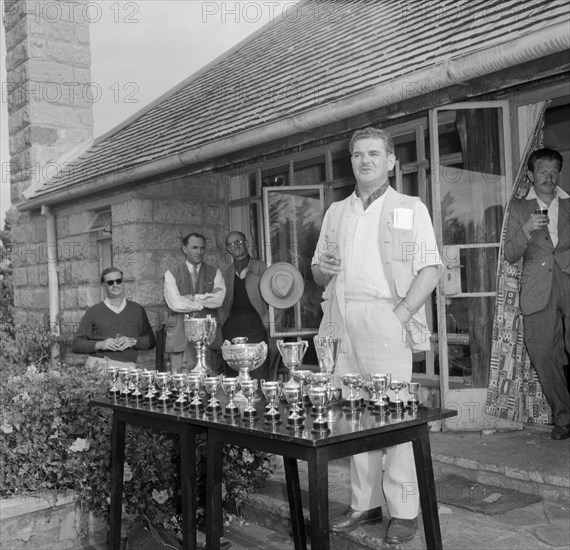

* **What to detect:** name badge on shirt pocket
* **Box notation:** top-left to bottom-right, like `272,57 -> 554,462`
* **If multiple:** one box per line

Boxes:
394,208 -> 413,230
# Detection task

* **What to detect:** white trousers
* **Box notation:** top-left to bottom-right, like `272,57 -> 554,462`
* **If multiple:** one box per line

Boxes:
341,300 -> 419,519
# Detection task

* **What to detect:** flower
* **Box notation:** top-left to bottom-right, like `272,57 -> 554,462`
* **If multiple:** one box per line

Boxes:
123,462 -> 133,482
1,422 -> 13,434
69,437 -> 90,453
152,489 -> 170,504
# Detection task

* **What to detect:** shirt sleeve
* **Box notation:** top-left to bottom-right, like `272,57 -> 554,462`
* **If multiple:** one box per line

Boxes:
194,268 -> 226,308
164,270 -> 204,312
411,201 -> 443,275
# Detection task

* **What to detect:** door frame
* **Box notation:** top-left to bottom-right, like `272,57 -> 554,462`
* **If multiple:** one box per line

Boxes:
429,100 -> 521,430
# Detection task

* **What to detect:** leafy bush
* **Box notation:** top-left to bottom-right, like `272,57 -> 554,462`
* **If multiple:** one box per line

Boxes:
0,348 -> 275,533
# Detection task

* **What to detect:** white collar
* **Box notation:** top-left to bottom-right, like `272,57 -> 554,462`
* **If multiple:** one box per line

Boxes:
526,186 -> 570,200
104,297 -> 127,313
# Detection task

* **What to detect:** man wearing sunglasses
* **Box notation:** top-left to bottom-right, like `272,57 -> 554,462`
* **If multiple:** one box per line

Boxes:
72,267 -> 156,367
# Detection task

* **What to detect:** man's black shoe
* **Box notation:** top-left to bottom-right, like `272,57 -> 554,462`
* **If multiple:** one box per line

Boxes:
385,517 -> 418,545
330,506 -> 382,533
551,424 -> 570,440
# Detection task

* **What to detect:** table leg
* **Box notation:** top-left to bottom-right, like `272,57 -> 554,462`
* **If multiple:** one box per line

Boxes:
283,458 -> 307,550
109,413 -> 126,550
206,433 -> 224,550
411,425 -> 442,550
307,450 -> 330,550
180,425 -> 197,550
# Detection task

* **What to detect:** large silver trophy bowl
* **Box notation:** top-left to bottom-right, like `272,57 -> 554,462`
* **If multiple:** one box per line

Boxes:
184,314 -> 217,376
221,337 -> 268,380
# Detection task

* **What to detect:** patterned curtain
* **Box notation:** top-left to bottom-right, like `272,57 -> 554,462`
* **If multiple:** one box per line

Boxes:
485,102 -> 552,424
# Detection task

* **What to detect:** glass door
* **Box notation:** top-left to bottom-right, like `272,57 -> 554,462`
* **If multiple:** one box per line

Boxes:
263,185 -> 325,337
430,102 -> 520,430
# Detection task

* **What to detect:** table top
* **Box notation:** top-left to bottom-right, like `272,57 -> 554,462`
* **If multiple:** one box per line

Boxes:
91,395 -> 456,448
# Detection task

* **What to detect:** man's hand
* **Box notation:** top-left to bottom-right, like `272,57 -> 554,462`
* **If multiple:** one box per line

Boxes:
523,212 -> 549,237
95,337 -> 123,352
313,251 -> 342,286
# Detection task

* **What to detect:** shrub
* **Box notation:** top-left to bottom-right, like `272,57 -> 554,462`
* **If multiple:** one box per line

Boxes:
1,333 -> 275,533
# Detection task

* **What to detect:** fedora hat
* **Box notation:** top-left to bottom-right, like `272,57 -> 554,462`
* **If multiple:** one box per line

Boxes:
260,262 -> 304,309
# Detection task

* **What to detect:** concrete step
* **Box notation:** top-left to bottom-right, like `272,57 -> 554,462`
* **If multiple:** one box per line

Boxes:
238,426 -> 570,549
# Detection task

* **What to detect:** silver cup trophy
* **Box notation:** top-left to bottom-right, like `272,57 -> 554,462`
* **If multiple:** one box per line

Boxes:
221,376 -> 241,417
203,375 -> 222,415
308,384 -> 331,432
283,379 -> 304,429
276,339 -> 308,380
184,314 -> 218,376
240,379 -> 259,421
171,373 -> 188,410
186,373 -> 204,412
370,373 -> 391,414
313,336 -> 340,374
107,365 -> 120,398
222,338 -> 268,381
407,382 -> 422,410
154,372 -> 171,408
390,380 -> 407,413
340,373 -> 365,410
261,379 -> 282,423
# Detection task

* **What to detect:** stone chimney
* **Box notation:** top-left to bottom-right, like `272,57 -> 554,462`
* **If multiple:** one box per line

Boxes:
2,0 -> 93,326
3,0 -> 93,204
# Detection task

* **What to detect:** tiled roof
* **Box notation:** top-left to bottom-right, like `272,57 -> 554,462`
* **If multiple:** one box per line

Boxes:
28,0 -> 570,200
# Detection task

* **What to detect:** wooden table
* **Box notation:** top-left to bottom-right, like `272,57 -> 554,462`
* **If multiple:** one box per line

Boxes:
92,397 -> 455,550
205,402 -> 456,550
91,398 -> 206,550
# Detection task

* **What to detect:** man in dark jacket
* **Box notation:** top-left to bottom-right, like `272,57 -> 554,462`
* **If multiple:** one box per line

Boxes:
504,148 -> 570,440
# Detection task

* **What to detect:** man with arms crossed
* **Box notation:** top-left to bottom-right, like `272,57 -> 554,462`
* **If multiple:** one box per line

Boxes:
164,232 -> 226,373
312,128 -> 442,544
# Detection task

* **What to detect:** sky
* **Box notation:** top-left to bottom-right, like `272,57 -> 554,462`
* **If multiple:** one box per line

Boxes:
0,0 -> 301,228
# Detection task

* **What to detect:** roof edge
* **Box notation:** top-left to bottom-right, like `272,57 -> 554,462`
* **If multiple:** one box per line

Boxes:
19,20 -> 570,212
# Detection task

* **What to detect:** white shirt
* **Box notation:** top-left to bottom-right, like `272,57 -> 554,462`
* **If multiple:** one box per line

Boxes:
164,261 -> 226,313
104,297 -> 127,314
344,192 -> 392,300
526,186 -> 570,247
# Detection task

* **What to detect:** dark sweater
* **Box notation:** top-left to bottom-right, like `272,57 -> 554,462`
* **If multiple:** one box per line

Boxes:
72,301 -> 156,363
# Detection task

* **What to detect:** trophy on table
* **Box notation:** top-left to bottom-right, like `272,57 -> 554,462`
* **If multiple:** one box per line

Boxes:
313,336 -> 340,374
128,368 -> 144,402
221,376 -> 241,417
308,384 -> 331,432
240,379 -> 259,421
154,372 -> 171,408
389,380 -> 407,413
291,369 -> 312,406
221,338 -> 268,381
370,373 -> 391,414
283,379 -> 304,429
171,373 -> 189,410
276,339 -> 308,380
308,372 -> 332,414
340,373 -> 365,410
140,370 -> 157,403
203,375 -> 222,415
184,314 -> 218,376
261,379 -> 282,423
186,373 -> 204,412
363,374 -> 379,410
106,365 -> 120,398
407,382 -> 422,411
118,367 -> 133,399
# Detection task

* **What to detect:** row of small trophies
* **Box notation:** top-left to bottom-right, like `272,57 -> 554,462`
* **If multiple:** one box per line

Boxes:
105,315 -> 422,432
